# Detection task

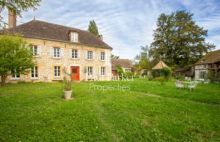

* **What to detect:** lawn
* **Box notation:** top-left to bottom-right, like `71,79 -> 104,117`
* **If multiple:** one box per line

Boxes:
0,79 -> 219,142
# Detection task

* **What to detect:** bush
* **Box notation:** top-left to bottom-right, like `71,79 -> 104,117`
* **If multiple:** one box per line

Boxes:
148,74 -> 153,81
151,70 -> 158,78
142,70 -> 148,76
116,65 -> 124,79
124,71 -> 133,78
174,75 -> 185,81
153,76 -> 166,85
207,71 -> 215,83
135,70 -> 141,78
160,67 -> 172,80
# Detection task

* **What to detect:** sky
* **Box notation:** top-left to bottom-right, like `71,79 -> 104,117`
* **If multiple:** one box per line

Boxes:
2,0 -> 220,59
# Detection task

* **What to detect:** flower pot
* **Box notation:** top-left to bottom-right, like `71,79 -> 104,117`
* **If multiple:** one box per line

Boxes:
64,90 -> 72,100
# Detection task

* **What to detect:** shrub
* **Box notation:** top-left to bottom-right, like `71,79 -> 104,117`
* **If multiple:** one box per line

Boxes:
151,70 -> 158,78
135,70 -> 141,78
153,76 -> 166,85
142,70 -> 148,76
148,74 -> 153,81
207,70 -> 215,83
116,65 -> 124,79
174,75 -> 185,81
160,67 -> 172,80
124,71 -> 133,78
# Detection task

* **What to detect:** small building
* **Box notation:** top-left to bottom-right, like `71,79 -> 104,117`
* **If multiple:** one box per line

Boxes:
112,59 -> 133,76
152,61 -> 168,70
195,50 -> 220,80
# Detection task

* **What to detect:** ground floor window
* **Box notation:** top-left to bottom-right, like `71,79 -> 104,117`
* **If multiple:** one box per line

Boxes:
11,70 -> 20,79
101,67 -> 105,76
54,66 -> 61,77
88,67 -> 93,76
199,71 -> 207,79
31,66 -> 38,78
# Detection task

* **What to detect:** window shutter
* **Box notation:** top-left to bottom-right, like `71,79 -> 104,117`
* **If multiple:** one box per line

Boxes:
38,46 -> 42,56
69,49 -> 72,58
61,48 -> 64,58
50,47 -> 54,58
78,50 -> 80,59
85,51 -> 87,59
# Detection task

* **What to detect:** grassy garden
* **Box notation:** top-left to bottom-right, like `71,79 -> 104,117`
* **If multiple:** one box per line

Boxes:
0,79 -> 219,141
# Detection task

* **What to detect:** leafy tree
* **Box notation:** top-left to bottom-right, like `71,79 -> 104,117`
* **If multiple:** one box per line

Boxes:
0,34 -> 35,86
150,10 -> 215,68
111,54 -> 119,59
0,0 -> 41,28
116,65 -> 124,79
135,45 -> 151,69
88,20 -> 99,36
160,67 -> 172,80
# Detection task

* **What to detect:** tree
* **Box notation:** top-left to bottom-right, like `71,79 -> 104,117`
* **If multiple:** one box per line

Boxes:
150,10 -> 215,68
0,34 -> 35,86
0,0 -> 41,28
88,20 -> 99,36
134,45 -> 151,69
111,54 -> 119,59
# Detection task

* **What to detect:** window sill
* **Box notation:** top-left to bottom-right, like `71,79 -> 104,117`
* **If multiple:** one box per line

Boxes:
31,77 -> 39,80
87,59 -> 94,61
71,58 -> 80,60
52,57 -> 62,59
10,78 -> 20,80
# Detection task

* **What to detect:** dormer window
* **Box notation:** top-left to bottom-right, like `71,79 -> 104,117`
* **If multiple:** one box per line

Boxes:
71,32 -> 78,43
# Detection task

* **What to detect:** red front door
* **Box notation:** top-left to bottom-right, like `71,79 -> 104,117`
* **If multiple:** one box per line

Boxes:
71,66 -> 80,81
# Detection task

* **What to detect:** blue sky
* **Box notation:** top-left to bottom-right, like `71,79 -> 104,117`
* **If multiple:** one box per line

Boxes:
2,0 -> 220,59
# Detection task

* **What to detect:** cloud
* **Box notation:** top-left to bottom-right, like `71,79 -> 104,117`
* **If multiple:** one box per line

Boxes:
1,0 -> 220,59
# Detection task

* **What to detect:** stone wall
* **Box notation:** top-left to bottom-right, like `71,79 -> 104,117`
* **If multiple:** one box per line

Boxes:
5,37 -> 112,83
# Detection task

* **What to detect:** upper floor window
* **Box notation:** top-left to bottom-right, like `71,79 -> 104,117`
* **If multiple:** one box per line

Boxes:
72,50 -> 78,59
87,51 -> 93,60
31,66 -> 38,79
54,66 -> 60,77
71,32 -> 78,43
11,70 -> 20,79
100,52 -> 105,60
54,48 -> 60,58
31,45 -> 41,56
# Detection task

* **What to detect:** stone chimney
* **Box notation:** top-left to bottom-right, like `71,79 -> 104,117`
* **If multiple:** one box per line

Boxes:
98,35 -> 103,41
8,9 -> 16,28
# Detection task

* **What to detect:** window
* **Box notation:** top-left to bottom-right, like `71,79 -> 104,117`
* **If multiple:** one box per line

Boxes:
31,66 -> 38,78
32,45 -> 38,56
101,67 -> 105,76
87,51 -> 93,60
54,48 -> 60,58
204,65 -> 207,68
88,67 -> 93,76
11,70 -> 20,79
72,50 -> 78,59
54,66 -> 60,77
199,71 -> 207,79
71,32 -> 78,42
100,52 -> 105,60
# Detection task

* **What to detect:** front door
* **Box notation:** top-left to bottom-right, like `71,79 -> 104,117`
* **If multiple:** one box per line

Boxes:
71,66 -> 80,81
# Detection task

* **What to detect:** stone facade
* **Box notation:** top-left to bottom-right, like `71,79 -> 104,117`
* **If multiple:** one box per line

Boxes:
6,37 -> 112,83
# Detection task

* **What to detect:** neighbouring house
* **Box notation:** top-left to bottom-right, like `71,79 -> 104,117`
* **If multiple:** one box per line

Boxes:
112,59 -> 133,76
152,61 -> 168,70
174,66 -> 194,77
195,49 -> 220,80
1,10 -> 112,82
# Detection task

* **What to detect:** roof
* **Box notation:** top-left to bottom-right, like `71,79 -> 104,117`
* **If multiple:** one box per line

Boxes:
112,59 -> 133,70
196,49 -> 220,65
1,20 -> 112,49
152,61 -> 168,70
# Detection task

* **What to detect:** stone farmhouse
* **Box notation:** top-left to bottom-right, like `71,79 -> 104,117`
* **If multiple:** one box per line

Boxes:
3,11 -> 112,82
195,49 -> 220,80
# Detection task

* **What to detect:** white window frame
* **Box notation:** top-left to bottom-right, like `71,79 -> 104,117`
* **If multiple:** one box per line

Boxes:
87,51 -> 93,60
71,32 -> 78,43
54,66 -> 61,77
72,49 -> 78,59
100,52 -> 105,61
101,67 -> 105,76
54,48 -> 60,58
31,66 -> 38,79
10,70 -> 20,80
32,45 -> 38,56
88,67 -> 93,76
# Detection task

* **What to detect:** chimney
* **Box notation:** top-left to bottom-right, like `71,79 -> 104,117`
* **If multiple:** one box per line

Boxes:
8,9 -> 16,28
98,35 -> 103,41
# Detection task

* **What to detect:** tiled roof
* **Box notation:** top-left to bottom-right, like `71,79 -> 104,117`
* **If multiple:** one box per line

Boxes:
196,49 -> 220,64
112,59 -> 133,70
152,61 -> 168,70
1,20 -> 112,49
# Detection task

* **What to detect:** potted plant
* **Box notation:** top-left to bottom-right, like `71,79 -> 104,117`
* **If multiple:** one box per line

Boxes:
63,69 -> 72,100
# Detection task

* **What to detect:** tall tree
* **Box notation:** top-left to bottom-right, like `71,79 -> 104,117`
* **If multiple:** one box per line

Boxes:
134,45 -> 151,69
150,10 -> 215,68
0,0 -> 41,28
111,54 -> 119,59
0,34 -> 35,86
88,20 -> 99,36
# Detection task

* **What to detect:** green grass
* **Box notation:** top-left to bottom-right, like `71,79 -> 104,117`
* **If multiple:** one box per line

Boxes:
0,79 -> 219,141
